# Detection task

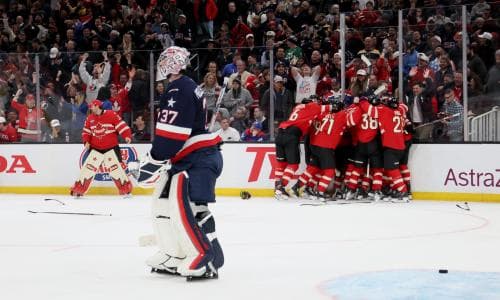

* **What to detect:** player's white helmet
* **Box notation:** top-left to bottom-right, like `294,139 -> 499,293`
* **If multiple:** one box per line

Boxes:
156,46 -> 191,81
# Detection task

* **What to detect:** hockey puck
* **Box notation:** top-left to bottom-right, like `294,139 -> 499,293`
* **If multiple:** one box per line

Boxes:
439,269 -> 448,274
240,191 -> 251,200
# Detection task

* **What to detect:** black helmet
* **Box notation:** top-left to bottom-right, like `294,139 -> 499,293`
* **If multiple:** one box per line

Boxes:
326,95 -> 344,112
384,96 -> 399,109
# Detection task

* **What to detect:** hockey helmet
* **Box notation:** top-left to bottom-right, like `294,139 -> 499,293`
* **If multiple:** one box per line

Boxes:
156,46 -> 191,81
388,96 -> 399,109
327,95 -> 344,112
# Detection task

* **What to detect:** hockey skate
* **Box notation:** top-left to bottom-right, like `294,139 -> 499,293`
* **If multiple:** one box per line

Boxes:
372,190 -> 384,202
186,270 -> 219,281
274,182 -> 290,200
344,188 -> 357,200
356,188 -> 369,200
147,251 -> 182,276
290,182 -> 302,198
390,191 -> 410,203
302,186 -> 317,200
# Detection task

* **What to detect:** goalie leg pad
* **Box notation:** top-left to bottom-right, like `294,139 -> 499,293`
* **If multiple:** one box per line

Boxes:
147,174 -> 184,271
169,172 -> 216,277
102,150 -> 132,195
193,204 -> 224,270
71,150 -> 105,195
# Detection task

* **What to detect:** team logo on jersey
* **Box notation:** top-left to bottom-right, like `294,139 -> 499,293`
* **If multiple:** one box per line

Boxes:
79,147 -> 138,181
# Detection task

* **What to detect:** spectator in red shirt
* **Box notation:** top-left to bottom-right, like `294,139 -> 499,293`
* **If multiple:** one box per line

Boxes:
0,116 -> 17,143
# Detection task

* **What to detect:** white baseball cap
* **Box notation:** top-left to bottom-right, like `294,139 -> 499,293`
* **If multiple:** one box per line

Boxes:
50,119 -> 61,127
356,69 -> 367,76
431,35 -> 442,43
478,32 -> 493,40
418,52 -> 429,62
274,75 -> 284,82
49,47 -> 59,59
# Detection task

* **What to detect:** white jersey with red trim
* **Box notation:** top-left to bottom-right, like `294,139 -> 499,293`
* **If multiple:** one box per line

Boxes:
151,75 -> 221,162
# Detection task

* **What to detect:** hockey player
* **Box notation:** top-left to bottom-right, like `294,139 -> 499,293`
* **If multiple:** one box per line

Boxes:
274,95 -> 332,198
70,99 -> 132,197
131,46 -> 224,280
364,96 -> 410,201
345,95 -> 385,201
293,96 -> 349,200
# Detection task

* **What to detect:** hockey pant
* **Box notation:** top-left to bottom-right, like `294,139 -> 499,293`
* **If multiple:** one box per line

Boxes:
71,149 -> 132,195
147,171 -> 223,277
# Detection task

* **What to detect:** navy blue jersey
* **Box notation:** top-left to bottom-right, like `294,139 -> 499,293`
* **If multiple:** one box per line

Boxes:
151,75 -> 221,162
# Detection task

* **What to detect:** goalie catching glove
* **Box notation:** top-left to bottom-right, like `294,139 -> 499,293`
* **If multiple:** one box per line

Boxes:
128,152 -> 170,187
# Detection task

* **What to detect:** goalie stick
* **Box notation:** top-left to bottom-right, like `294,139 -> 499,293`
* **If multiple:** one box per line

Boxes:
208,77 -> 229,132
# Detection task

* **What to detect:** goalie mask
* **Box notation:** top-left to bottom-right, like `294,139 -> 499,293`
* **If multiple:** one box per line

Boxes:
157,46 -> 190,81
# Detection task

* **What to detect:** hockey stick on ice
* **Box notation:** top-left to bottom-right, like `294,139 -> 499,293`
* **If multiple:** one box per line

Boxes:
28,210 -> 112,216
456,202 -> 470,211
44,198 -> 66,205
208,77 -> 229,132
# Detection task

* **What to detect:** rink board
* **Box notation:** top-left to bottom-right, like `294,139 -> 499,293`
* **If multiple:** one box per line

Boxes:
0,143 -> 499,202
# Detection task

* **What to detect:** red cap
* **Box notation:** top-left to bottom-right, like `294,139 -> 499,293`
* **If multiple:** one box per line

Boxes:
90,99 -> 103,108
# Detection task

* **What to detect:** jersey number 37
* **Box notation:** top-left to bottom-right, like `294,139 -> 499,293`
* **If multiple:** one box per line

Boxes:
158,109 -> 178,124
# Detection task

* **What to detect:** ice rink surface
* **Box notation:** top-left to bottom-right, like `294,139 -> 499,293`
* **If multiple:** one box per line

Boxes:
1,194 -> 500,300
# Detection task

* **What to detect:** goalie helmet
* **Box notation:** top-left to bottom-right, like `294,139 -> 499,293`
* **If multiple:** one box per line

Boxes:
156,46 -> 190,81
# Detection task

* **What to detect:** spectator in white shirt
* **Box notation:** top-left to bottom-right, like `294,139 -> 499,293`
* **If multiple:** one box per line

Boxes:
217,118 -> 241,142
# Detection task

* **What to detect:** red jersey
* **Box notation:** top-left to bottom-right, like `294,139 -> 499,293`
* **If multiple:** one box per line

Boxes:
349,101 -> 380,144
0,124 -> 18,143
82,110 -> 132,151
279,102 -> 331,137
366,103 -> 408,150
310,110 -> 349,149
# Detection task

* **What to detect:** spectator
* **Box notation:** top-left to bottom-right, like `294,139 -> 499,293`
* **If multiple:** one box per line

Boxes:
128,68 -> 149,120
79,52 -> 111,102
200,72 -> 221,113
174,14 -> 192,48
252,106 -> 269,134
405,77 -> 436,141
408,53 -> 435,89
285,35 -> 303,66
467,45 -> 488,82
228,59 -> 253,87
10,89 -> 46,142
222,78 -> 253,115
230,106 -> 250,134
0,116 -> 17,143
476,32 -> 496,68
217,117 -> 241,142
46,119 -> 68,143
260,75 -> 294,123
132,114 -> 151,142
349,69 -> 369,97
291,64 -> 321,103
241,121 -> 267,142
441,89 -> 464,142
485,50 -> 500,94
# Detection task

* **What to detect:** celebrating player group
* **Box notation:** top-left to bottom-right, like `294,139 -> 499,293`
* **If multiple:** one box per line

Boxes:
274,89 -> 412,203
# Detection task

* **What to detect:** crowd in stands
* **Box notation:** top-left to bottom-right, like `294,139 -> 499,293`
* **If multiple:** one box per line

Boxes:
0,0 -> 498,144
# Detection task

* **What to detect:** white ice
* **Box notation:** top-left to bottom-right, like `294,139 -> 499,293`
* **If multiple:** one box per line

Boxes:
1,194 -> 500,300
